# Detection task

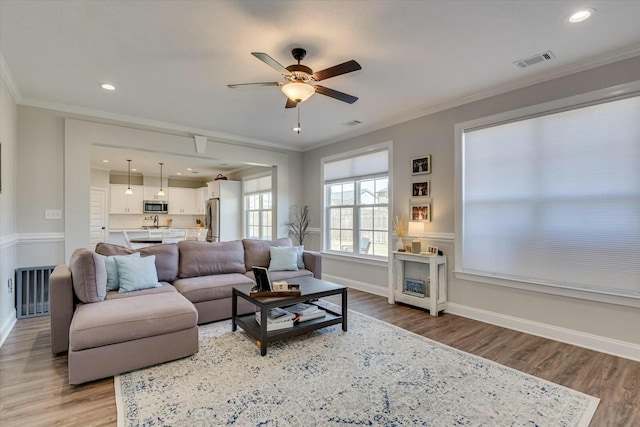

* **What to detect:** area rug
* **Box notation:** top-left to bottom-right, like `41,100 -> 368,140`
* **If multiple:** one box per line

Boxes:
115,308 -> 599,426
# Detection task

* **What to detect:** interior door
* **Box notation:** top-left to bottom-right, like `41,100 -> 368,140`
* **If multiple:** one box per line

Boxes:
90,187 -> 107,249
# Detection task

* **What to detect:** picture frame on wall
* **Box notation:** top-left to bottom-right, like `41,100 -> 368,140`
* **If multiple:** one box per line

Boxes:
412,181 -> 429,198
411,155 -> 431,175
410,203 -> 431,222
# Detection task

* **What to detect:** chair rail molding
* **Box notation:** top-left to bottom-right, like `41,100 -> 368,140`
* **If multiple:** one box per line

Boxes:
17,232 -> 65,244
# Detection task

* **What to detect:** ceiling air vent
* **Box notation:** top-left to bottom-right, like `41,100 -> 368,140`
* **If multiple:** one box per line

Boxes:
513,50 -> 556,69
343,120 -> 363,127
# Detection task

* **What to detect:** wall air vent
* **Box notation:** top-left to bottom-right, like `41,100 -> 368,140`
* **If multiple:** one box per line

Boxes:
343,120 -> 363,127
513,50 -> 556,69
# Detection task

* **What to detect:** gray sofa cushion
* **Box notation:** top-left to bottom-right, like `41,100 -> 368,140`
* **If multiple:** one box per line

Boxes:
173,273 -> 254,303
243,237 -> 292,270
105,283 -> 176,300
178,240 -> 246,278
69,292 -> 197,351
95,242 -> 179,282
69,248 -> 107,303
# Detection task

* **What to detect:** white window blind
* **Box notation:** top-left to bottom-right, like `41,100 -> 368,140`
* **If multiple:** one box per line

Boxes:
324,150 -> 388,183
462,94 -> 640,296
244,175 -> 271,194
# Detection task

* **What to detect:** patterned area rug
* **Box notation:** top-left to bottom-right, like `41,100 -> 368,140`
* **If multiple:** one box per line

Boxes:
115,309 -> 598,426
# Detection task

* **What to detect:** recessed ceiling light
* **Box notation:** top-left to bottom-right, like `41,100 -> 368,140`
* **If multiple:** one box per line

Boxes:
102,159 -> 109,163
101,83 -> 116,91
132,168 -> 137,171
569,8 -> 595,23
186,168 -> 192,171
176,172 -> 182,176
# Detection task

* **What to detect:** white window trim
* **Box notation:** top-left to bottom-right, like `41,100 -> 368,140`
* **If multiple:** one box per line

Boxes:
320,141 -> 393,260
454,80 -> 640,308
242,171 -> 272,240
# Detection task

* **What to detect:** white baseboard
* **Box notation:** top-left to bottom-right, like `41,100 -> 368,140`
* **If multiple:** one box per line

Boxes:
0,310 -> 17,348
446,302 -> 640,363
322,274 -> 388,298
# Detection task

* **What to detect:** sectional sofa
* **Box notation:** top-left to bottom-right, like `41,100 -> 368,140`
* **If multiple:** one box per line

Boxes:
50,237 -> 321,385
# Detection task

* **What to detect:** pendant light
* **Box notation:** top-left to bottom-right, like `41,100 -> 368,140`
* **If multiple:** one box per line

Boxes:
125,160 -> 133,195
157,162 -> 165,197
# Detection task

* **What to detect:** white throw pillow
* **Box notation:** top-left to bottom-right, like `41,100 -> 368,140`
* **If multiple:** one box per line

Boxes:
268,246 -> 299,271
293,245 -> 305,269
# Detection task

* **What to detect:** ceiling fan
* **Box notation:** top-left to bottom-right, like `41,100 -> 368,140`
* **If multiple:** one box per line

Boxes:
227,48 -> 361,108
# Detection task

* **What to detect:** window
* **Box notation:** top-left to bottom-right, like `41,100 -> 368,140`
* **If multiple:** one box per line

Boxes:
457,91 -> 640,302
243,174 -> 272,240
323,147 -> 390,257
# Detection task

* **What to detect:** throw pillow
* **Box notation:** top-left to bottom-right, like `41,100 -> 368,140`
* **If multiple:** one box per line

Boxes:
69,248 -> 107,303
115,255 -> 161,293
105,252 -> 140,291
268,246 -> 299,271
293,245 -> 305,269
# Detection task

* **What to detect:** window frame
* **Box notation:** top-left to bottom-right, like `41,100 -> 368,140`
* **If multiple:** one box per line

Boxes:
454,81 -> 640,308
321,142 -> 393,261
242,172 -> 273,240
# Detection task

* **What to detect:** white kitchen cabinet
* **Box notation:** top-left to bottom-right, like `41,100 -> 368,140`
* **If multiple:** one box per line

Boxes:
143,186 -> 168,201
195,187 -> 208,215
168,188 -> 196,214
110,184 -> 144,214
207,180 -> 240,199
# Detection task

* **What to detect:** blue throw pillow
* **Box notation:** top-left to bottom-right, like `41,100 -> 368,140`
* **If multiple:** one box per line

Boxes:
268,246 -> 299,271
115,255 -> 161,293
105,252 -> 140,291
293,245 -> 305,269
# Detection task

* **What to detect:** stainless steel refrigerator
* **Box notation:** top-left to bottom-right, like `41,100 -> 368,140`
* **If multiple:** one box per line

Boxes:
204,185 -> 241,242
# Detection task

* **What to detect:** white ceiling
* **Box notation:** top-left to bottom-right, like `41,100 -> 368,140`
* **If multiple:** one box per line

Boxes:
2,0 -> 640,155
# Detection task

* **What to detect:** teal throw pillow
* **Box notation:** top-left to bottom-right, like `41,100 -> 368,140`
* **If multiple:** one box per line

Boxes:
268,246 -> 299,271
105,252 -> 140,291
293,245 -> 305,269
115,255 -> 161,293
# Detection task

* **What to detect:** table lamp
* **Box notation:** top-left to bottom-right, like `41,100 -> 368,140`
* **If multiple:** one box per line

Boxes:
408,222 -> 424,253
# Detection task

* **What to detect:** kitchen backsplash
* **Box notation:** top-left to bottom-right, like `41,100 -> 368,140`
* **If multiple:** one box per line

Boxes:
109,214 -> 205,230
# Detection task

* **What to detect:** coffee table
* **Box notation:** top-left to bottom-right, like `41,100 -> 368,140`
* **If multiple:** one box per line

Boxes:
232,276 -> 347,356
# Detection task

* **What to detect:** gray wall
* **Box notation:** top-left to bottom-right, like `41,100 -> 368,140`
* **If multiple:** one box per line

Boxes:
0,74 -> 18,344
302,55 -> 640,347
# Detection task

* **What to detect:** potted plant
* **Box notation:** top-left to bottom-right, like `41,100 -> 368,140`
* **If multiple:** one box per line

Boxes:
285,205 -> 311,246
393,216 -> 407,251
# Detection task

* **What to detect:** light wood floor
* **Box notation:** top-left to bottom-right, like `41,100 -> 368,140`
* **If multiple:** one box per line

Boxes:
1,289 -> 638,426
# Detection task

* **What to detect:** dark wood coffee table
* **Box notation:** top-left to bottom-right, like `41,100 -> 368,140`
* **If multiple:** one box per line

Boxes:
232,276 -> 347,356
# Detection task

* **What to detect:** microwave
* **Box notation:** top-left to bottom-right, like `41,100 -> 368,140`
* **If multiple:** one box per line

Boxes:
143,200 -> 168,214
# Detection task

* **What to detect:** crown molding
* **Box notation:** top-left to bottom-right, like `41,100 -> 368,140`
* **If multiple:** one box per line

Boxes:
0,51 -> 22,102
17,97 -> 304,153
307,44 -> 640,151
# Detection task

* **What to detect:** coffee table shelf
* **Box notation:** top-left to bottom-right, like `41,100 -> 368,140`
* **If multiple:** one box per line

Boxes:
232,277 -> 347,356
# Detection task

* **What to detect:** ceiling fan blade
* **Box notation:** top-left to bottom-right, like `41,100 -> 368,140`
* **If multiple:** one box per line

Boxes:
227,82 -> 283,88
285,98 -> 298,109
313,60 -> 361,81
251,52 -> 293,77
315,85 -> 358,104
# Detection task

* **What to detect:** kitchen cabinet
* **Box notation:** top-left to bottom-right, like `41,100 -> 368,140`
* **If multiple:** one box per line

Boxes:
143,186 -> 168,201
195,187 -> 208,215
207,180 -> 240,199
110,184 -> 144,214
168,188 -> 196,215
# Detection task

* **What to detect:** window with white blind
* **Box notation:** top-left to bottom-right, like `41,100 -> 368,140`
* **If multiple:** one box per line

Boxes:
457,91 -> 640,304
243,174 -> 272,240
323,147 -> 390,258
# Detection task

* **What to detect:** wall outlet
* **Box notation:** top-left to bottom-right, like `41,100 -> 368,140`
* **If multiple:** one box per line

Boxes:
45,209 -> 63,220
8,277 -> 13,293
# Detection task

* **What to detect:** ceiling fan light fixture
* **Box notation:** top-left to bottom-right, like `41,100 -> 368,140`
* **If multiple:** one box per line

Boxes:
282,82 -> 314,103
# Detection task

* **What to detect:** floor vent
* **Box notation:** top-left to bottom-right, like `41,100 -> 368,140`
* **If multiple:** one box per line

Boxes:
513,50 -> 556,69
15,266 -> 55,318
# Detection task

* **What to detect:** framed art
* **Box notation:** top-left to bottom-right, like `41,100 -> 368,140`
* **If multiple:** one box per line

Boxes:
412,181 -> 429,197
411,155 -> 431,175
423,245 -> 438,256
410,203 -> 431,222
403,278 -> 425,297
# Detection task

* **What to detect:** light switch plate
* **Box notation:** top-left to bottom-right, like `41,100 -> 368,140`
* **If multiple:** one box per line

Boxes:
45,209 -> 63,220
